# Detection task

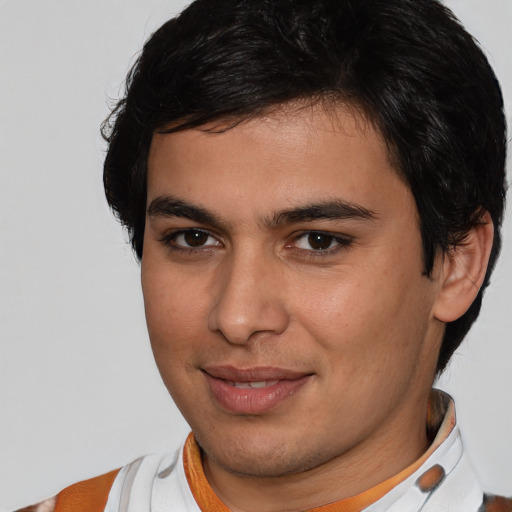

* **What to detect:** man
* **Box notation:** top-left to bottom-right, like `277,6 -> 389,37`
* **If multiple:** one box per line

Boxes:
20,0 -> 509,510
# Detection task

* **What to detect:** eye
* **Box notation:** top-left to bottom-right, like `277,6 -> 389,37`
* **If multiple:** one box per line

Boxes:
164,228 -> 220,249
293,231 -> 352,252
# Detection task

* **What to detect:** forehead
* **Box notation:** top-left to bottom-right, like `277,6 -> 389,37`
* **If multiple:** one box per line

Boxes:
146,103 -> 413,223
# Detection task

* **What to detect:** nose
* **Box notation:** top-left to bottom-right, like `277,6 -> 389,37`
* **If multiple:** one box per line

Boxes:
207,252 -> 289,344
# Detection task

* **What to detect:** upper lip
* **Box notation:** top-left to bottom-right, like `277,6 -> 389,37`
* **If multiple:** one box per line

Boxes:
202,365 -> 311,382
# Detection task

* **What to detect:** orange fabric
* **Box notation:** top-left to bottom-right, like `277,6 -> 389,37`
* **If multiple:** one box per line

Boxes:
184,434 -> 230,512
54,468 -> 120,512
183,392 -> 456,512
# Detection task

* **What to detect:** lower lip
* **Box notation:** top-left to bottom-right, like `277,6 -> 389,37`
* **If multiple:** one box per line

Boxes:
204,373 -> 311,414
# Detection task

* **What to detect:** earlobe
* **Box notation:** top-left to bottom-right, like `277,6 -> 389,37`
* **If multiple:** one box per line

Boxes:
433,211 -> 494,323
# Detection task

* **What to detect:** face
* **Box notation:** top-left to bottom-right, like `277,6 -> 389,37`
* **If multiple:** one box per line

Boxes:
142,104 -> 445,481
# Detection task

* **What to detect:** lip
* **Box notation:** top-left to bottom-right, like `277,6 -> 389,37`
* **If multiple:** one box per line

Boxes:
202,365 -> 312,415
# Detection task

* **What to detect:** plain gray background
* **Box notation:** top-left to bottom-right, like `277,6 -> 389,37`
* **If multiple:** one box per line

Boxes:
1,0 -> 511,510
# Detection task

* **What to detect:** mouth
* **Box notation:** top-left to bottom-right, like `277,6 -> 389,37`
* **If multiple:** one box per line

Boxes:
201,365 -> 313,414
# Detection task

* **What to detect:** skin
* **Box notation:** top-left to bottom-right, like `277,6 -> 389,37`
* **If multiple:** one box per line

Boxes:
141,103 -> 491,512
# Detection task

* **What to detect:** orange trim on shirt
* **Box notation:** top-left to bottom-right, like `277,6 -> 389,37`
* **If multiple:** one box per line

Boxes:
184,434 -> 230,512
54,468 -> 120,512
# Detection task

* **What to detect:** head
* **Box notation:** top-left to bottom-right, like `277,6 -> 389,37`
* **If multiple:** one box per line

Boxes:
103,0 -> 506,377
102,2 -> 506,498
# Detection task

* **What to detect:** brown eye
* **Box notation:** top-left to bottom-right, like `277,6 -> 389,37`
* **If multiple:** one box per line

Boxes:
165,229 -> 220,249
292,231 -> 352,254
184,230 -> 210,247
307,232 -> 335,250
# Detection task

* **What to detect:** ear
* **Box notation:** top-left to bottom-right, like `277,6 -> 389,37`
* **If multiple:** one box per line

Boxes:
433,211 -> 494,323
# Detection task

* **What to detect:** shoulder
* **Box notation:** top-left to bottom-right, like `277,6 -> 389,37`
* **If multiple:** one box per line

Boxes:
15,468 -> 120,512
53,468 -> 121,511
15,448 -> 187,512
479,494 -> 512,512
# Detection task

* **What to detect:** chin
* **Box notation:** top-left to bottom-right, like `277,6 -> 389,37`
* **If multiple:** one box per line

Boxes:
196,427 -> 332,479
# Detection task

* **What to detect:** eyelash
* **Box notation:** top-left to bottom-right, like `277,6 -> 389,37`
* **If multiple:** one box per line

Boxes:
159,229 -> 220,254
159,228 -> 353,257
290,231 -> 353,258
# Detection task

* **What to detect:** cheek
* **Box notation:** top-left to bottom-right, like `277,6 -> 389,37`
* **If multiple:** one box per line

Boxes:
293,256 -> 430,366
142,264 -> 208,361
142,272 -> 208,412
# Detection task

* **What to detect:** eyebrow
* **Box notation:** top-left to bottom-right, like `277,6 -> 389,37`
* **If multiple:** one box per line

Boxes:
266,200 -> 377,228
147,195 -> 377,229
147,196 -> 224,227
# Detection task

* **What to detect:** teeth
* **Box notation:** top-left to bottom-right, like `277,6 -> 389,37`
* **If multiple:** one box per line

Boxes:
249,380 -> 279,388
233,382 -> 252,389
232,380 -> 279,389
